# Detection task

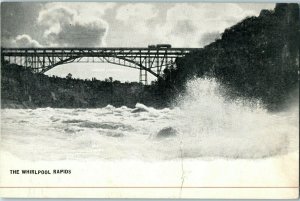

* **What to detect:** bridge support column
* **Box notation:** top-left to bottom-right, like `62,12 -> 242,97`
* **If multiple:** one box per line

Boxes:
139,56 -> 148,85
139,67 -> 148,85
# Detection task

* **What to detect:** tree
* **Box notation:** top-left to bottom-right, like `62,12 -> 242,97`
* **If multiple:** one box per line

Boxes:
66,73 -> 72,79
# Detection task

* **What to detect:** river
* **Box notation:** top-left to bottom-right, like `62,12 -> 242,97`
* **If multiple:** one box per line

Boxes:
1,78 -> 298,161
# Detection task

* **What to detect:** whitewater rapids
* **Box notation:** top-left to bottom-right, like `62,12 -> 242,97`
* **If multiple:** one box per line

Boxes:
1,78 -> 298,161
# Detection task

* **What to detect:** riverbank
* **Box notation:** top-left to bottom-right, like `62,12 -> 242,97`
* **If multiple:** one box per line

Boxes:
1,63 -> 169,109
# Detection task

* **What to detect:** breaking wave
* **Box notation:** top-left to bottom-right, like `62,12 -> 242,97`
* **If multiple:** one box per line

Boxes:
172,77 -> 298,158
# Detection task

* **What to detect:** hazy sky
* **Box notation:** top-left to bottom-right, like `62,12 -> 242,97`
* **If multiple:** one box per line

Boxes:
1,2 -> 275,82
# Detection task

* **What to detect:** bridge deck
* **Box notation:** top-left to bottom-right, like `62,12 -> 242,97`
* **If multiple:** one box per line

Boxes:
2,47 -> 201,58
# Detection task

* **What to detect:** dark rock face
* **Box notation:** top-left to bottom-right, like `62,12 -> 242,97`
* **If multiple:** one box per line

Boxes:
161,3 -> 299,111
156,127 -> 178,138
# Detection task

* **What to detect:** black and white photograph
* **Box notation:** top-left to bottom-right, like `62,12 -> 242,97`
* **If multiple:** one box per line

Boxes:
0,2 -> 299,198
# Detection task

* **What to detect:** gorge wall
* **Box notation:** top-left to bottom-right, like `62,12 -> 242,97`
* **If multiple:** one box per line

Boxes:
161,3 -> 299,110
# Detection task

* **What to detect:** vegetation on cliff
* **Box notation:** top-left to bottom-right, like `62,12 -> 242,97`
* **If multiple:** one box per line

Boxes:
161,3 -> 299,110
1,63 -> 167,108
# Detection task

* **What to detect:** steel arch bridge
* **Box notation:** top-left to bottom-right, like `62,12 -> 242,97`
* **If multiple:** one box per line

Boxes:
1,47 -> 201,84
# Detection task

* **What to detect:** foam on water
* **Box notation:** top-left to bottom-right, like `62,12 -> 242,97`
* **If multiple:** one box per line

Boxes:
172,77 -> 298,158
1,78 -> 298,161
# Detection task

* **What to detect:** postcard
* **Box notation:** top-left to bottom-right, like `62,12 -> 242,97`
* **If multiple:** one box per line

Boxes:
0,2 -> 299,198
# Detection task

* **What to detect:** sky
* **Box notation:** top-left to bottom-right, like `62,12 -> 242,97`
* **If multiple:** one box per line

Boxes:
1,2 -> 275,82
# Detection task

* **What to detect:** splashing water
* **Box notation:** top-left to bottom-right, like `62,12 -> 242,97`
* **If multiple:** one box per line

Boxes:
1,78 -> 298,161
172,77 -> 298,158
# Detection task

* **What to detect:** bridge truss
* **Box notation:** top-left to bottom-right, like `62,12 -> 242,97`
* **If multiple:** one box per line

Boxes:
1,47 -> 200,84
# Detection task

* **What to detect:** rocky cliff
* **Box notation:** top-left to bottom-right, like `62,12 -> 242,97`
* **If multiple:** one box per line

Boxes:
162,3 -> 299,110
